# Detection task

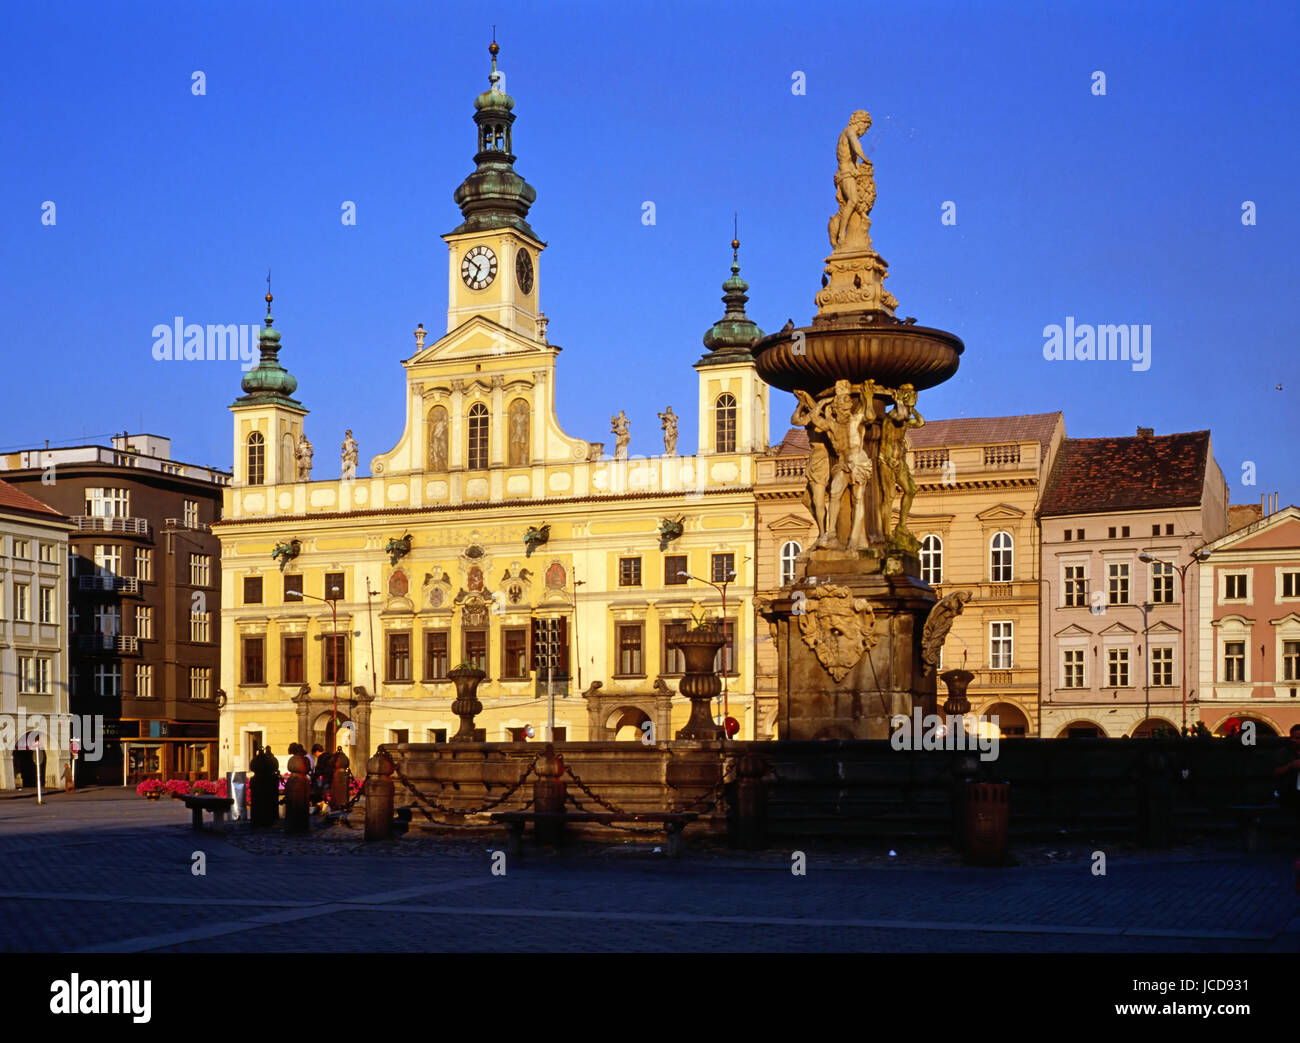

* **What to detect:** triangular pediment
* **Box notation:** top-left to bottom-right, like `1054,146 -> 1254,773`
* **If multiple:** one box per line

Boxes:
766,512 -> 815,535
1098,621 -> 1137,636
406,315 -> 549,367
1054,623 -> 1092,639
975,503 -> 1026,522
1147,620 -> 1180,636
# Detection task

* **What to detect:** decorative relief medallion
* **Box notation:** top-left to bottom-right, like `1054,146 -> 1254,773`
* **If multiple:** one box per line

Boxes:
796,584 -> 878,682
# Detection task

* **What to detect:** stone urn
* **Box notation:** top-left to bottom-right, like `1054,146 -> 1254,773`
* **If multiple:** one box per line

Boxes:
671,627 -> 726,740
448,665 -> 486,742
939,668 -> 974,717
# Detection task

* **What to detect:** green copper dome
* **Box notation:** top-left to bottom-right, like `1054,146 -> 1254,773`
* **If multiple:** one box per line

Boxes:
450,42 -> 539,240
700,238 -> 764,363
233,293 -> 302,408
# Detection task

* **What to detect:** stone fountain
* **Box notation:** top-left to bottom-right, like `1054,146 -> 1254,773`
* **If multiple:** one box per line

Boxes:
755,110 -> 966,740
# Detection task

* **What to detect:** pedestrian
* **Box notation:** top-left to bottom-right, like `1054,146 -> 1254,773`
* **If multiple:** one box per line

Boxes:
1273,724 -> 1300,848
312,745 -> 333,811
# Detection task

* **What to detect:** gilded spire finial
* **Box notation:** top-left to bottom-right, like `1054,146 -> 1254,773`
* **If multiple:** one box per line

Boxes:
731,213 -> 740,270
265,269 -> 274,325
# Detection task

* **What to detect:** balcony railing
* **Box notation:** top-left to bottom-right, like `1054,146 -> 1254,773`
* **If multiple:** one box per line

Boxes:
72,516 -> 149,536
164,517 -> 210,533
984,670 -> 1013,686
914,448 -> 949,472
983,445 -> 1022,466
77,633 -> 139,654
78,575 -> 140,595
774,460 -> 807,479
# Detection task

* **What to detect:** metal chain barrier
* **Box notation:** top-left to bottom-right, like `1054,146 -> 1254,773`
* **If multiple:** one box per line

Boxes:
385,751 -> 543,821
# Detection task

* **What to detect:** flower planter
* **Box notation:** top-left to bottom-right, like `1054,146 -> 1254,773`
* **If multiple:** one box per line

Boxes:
448,666 -> 486,742
670,628 -> 726,740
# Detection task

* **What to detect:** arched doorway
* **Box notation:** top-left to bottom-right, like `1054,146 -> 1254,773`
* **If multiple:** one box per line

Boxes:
984,702 -> 1029,737
313,710 -> 352,753
1056,720 -> 1108,738
1212,715 -> 1277,738
605,706 -> 651,742
1131,717 -> 1179,738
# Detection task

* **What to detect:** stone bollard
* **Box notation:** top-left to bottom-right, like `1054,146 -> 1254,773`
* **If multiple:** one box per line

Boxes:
284,752 -> 311,833
364,751 -> 395,842
733,750 -> 768,850
533,745 -> 567,845
249,747 -> 281,828
330,749 -> 351,811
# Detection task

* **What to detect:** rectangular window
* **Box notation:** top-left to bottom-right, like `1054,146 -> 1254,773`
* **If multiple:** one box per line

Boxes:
530,618 -> 569,678
1165,524 -> 1174,536
135,605 -> 152,640
1150,561 -> 1174,604
616,624 -> 644,676
463,629 -> 488,674
424,631 -> 449,680
94,663 -> 122,698
94,604 -> 121,636
1223,641 -> 1246,682
1062,649 -> 1084,688
1224,574 -> 1248,600
324,572 -> 344,600
1107,647 -> 1130,688
1121,526 -> 1130,538
1063,565 -> 1088,607
711,553 -> 735,584
38,542 -> 56,563
322,635 -> 350,683
989,622 -> 1013,669
35,658 -> 51,694
618,557 -> 642,587
427,728 -> 448,743
13,539 -> 30,559
183,499 -> 200,527
664,555 -> 688,585
1107,563 -> 1130,605
189,553 -> 211,586
1281,572 -> 1300,599
17,656 -> 33,692
1064,530 -> 1072,542
1152,524 -> 1160,537
135,664 -> 153,699
390,729 -> 409,745
387,632 -> 412,682
1108,527 -> 1116,539
243,637 -> 265,684
94,544 -> 122,576
663,621 -> 688,674
1283,641 -> 1300,682
283,573 -> 303,603
38,586 -> 54,623
135,548 -> 152,581
243,576 -> 263,604
282,636 -> 304,684
1151,646 -> 1174,687
502,628 -> 529,679
14,583 -> 29,621
84,487 -> 130,518
190,667 -> 212,700
190,611 -> 211,642
713,618 -> 738,675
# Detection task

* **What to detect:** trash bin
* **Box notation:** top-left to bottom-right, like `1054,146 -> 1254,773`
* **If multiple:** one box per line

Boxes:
227,771 -> 247,821
964,782 -> 1009,865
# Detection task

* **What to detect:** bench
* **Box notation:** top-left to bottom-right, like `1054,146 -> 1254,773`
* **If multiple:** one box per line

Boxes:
490,811 -> 698,858
182,794 -> 235,832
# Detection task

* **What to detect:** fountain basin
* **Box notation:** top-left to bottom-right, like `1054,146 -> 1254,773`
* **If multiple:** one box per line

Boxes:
752,323 -> 964,396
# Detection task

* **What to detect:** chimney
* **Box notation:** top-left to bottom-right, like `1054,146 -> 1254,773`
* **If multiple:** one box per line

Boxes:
1136,426 -> 1153,438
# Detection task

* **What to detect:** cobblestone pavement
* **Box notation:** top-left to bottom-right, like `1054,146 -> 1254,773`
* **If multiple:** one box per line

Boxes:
1,789 -> 1296,953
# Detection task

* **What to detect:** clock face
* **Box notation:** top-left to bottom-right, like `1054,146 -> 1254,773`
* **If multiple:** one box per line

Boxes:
460,245 -> 497,290
515,248 -> 534,294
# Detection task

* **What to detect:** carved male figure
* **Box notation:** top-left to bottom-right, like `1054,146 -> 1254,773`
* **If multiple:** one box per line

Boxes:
657,406 -> 678,455
294,433 -> 313,481
878,384 -> 923,539
340,429 -> 359,481
829,110 -> 876,248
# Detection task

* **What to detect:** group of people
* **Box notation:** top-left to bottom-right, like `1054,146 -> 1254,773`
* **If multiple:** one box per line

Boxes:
287,742 -> 336,810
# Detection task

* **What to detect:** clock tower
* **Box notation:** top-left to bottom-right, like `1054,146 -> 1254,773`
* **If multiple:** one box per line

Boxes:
443,41 -> 544,341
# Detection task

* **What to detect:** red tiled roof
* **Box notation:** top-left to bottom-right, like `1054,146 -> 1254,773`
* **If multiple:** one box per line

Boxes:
906,412 -> 1062,451
1227,503 -> 1264,533
775,428 -> 810,455
0,478 -> 66,520
1038,431 -> 1211,517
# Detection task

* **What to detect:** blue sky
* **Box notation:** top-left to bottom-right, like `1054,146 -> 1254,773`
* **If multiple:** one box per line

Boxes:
2,0 -> 1296,507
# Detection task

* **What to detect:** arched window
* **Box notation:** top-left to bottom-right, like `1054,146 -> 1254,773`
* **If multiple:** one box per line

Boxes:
246,432 -> 265,486
715,393 -> 737,453
467,403 -> 489,470
990,531 -> 1013,582
920,534 -> 943,586
779,541 -> 802,586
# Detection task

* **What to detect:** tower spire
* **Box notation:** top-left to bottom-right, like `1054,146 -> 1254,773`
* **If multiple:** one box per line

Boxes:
234,281 -> 300,407
701,226 -> 764,360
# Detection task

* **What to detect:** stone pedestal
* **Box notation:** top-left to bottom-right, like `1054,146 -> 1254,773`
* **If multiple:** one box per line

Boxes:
762,549 -> 935,740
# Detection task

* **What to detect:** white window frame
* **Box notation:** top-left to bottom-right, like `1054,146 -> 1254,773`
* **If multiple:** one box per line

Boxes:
14,583 -> 30,622
1149,560 -> 1175,604
779,541 -> 802,586
1107,562 -> 1131,605
190,553 -> 211,587
989,532 -> 1014,583
1061,647 -> 1085,689
920,535 -> 942,586
1061,560 -> 1089,607
1106,646 -> 1132,688
988,621 -> 1013,669
135,605 -> 153,640
1150,645 -> 1175,687
1220,570 -> 1252,605
38,586 -> 54,623
85,487 -> 130,518
136,663 -> 154,699
1274,568 -> 1300,602
135,548 -> 153,581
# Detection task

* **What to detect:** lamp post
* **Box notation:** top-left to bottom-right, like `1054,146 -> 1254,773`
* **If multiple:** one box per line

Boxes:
1138,549 -> 1211,733
678,569 -> 736,725
287,585 -> 343,751
1123,600 -> 1153,735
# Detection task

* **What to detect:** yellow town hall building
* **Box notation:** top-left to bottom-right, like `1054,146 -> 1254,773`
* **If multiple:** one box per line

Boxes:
214,45 -> 767,772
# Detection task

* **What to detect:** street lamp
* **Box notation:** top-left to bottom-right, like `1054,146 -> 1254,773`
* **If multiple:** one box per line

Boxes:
286,586 -> 344,760
678,569 -> 736,726
1138,549 -> 1211,733
1124,600 -> 1153,735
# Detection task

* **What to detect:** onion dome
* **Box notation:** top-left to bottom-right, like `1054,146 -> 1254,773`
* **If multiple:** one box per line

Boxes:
233,288 -> 302,408
700,235 -> 764,364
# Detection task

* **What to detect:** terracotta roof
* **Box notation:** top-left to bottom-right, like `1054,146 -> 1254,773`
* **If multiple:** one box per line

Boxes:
906,412 -> 1062,451
1038,430 -> 1211,517
0,478 -> 66,520
775,428 -> 810,455
1227,503 -> 1264,533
